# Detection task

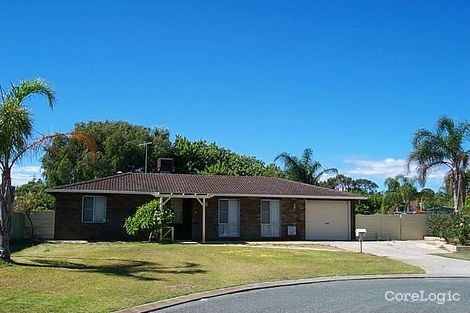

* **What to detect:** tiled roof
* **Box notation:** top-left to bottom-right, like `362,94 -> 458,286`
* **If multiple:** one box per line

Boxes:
46,173 -> 365,199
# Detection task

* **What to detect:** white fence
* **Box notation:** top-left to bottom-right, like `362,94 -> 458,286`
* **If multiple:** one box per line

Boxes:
356,214 -> 429,240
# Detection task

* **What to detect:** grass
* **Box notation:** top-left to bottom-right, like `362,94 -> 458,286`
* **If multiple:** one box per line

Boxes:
0,242 -> 422,313
435,252 -> 470,262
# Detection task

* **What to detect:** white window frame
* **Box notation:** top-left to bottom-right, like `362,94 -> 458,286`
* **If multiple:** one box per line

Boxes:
218,199 -> 240,237
81,195 -> 107,224
260,199 -> 281,238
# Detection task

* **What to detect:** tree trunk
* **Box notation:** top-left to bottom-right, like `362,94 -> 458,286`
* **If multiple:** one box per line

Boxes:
25,212 -> 34,241
0,168 -> 13,261
452,169 -> 465,214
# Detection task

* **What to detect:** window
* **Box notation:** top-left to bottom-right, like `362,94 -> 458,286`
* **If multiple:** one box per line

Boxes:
261,200 -> 281,237
82,196 -> 106,223
218,199 -> 240,237
172,199 -> 184,224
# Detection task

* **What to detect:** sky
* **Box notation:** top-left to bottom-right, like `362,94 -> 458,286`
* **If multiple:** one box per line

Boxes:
1,0 -> 470,189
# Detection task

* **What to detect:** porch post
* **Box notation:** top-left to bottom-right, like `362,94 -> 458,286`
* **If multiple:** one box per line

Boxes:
202,198 -> 206,243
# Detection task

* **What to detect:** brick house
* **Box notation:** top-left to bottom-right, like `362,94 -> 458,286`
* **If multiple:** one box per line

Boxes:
47,172 -> 365,242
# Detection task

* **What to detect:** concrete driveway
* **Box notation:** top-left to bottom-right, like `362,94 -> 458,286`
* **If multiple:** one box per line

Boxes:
321,240 -> 470,276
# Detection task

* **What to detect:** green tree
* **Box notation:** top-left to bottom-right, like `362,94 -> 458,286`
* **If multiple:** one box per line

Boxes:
42,121 -> 171,186
322,174 -> 378,195
323,174 -> 354,191
0,79 -> 55,260
0,79 -> 95,260
356,192 -> 383,214
274,148 -> 337,185
14,179 -> 55,212
124,199 -> 174,242
172,136 -> 282,177
14,179 -> 55,240
408,116 -> 470,213
382,175 -> 418,213
353,178 -> 379,195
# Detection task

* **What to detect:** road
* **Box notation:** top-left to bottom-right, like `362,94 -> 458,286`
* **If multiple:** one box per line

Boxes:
155,278 -> 470,313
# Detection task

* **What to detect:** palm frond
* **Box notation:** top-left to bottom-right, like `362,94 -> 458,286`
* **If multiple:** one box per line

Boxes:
11,131 -> 97,166
5,78 -> 55,108
314,167 -> 338,183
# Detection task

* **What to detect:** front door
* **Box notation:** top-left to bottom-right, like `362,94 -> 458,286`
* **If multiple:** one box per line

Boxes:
172,199 -> 192,240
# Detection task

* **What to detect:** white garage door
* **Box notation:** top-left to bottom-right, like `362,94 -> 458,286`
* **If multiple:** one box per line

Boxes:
305,200 -> 351,240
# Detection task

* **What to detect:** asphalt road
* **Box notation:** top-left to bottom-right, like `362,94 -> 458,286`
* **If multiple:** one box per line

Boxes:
155,278 -> 470,313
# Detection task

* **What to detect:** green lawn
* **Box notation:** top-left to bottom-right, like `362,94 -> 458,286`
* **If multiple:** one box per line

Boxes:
0,242 -> 422,313
436,252 -> 470,261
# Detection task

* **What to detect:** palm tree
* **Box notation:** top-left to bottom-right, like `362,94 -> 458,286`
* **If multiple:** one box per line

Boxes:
407,116 -> 470,213
383,175 -> 418,212
0,79 -> 54,260
274,148 -> 338,185
0,79 -> 96,261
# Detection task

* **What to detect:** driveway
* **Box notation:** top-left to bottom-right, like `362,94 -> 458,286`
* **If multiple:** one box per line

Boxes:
321,240 -> 470,276
155,278 -> 470,313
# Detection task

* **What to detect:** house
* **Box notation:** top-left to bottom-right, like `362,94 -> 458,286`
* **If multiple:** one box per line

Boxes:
46,163 -> 366,242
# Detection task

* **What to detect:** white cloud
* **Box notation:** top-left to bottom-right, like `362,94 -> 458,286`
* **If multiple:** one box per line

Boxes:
343,158 -> 447,181
11,165 -> 43,186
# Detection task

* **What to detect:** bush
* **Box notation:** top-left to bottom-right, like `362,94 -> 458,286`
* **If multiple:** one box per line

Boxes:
428,213 -> 470,245
124,199 -> 174,242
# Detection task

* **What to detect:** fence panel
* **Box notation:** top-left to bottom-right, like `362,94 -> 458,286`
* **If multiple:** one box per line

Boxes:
11,212 -> 25,241
23,211 -> 55,240
401,214 -> 429,240
356,214 -> 428,240
355,214 -> 380,240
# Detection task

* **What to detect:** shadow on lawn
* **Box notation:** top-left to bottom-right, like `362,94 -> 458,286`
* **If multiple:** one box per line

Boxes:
11,258 -> 206,281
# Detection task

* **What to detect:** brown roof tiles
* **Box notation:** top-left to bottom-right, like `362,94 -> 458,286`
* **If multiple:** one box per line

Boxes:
47,172 -> 365,199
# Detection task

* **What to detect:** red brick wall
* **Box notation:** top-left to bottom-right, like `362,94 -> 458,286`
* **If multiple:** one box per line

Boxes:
54,193 -> 347,242
280,198 -> 306,240
53,193 -> 154,240
192,197 -> 306,241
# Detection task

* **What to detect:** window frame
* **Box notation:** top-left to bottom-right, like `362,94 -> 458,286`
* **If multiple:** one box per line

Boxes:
218,199 -> 240,237
260,199 -> 281,238
81,195 -> 107,224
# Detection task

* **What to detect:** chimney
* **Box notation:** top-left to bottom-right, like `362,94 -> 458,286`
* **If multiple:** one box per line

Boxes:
157,158 -> 174,173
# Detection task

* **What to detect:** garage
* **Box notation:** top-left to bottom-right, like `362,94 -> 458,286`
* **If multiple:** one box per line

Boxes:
305,200 -> 351,240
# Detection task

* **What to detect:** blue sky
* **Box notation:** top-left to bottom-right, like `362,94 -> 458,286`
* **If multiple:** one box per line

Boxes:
2,1 -> 470,188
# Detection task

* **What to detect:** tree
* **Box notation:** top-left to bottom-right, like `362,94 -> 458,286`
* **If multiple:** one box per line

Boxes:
356,192 -> 383,214
0,79 -> 54,260
0,79 -> 95,261
172,136 -> 283,177
408,116 -> 470,213
274,148 -> 338,185
14,179 -> 55,240
353,178 -> 379,195
322,174 -> 379,195
322,174 -> 354,191
382,175 -> 418,213
124,199 -> 174,242
42,121 -> 171,186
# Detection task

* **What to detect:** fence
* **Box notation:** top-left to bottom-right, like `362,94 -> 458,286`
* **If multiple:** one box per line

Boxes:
356,214 -> 429,240
11,211 -> 55,240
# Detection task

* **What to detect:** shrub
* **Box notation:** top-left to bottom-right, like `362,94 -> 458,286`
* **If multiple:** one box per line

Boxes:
124,199 -> 174,242
428,213 -> 470,245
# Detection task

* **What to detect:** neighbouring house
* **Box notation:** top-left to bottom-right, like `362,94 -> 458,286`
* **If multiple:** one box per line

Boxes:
46,160 -> 366,242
